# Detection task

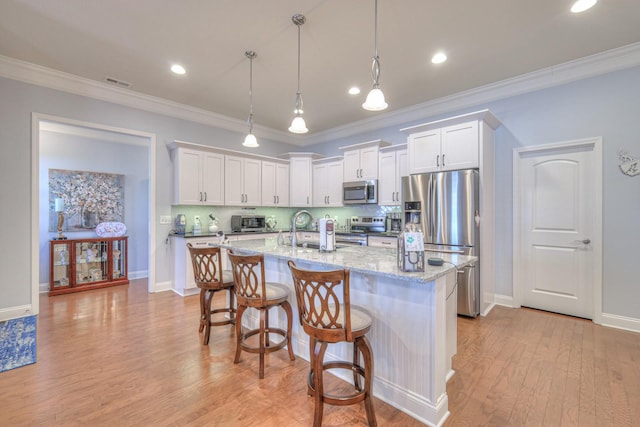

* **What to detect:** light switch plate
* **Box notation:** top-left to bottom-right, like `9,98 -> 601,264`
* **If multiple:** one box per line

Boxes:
160,215 -> 172,225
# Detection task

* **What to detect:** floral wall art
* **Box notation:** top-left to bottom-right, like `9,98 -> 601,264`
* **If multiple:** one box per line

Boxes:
49,169 -> 124,232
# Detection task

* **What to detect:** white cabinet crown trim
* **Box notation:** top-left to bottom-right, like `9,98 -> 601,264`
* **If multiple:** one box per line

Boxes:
400,109 -> 501,135
338,138 -> 391,151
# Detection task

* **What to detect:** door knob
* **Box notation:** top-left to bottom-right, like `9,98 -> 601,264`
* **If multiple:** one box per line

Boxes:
582,238 -> 591,244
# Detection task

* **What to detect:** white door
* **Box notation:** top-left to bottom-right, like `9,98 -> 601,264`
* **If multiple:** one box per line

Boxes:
515,138 -> 602,319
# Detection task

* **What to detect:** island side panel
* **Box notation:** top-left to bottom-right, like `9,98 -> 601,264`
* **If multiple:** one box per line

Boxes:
263,255 -> 453,427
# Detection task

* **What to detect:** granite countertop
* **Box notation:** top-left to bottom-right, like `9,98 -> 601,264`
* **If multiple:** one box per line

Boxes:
217,237 -> 476,284
172,229 -> 400,239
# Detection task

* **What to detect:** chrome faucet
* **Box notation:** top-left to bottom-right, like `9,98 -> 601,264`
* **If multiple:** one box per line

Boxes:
291,210 -> 312,248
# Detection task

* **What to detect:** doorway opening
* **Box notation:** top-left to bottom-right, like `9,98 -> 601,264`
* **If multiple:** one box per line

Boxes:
31,114 -> 156,314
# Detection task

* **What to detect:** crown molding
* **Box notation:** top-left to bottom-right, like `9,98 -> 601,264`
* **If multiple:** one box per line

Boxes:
0,54 -> 300,146
2,42 -> 640,147
303,42 -> 640,145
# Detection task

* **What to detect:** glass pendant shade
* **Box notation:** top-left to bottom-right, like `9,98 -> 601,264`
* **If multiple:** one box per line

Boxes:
362,87 -> 388,111
288,115 -> 308,134
242,132 -> 258,147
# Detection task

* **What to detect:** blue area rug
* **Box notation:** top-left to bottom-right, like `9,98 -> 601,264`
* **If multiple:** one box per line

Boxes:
0,315 -> 37,372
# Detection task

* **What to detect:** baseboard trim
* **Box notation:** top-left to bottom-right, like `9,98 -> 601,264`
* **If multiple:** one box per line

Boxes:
601,313 -> 640,334
494,294 -> 515,308
0,305 -> 36,322
494,295 -> 640,334
153,281 -> 173,293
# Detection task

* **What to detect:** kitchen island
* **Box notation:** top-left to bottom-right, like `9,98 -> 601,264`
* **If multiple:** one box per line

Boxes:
217,237 -> 475,426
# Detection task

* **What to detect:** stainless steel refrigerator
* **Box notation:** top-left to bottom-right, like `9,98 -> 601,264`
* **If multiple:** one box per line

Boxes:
401,169 -> 480,317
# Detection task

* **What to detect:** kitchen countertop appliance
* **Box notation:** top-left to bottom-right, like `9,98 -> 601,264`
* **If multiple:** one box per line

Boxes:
231,215 -> 266,232
402,169 -> 480,317
386,213 -> 402,233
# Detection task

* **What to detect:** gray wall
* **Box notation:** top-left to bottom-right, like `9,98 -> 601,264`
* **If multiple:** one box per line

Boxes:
308,66 -> 640,319
1,63 -> 639,320
0,75 -> 295,312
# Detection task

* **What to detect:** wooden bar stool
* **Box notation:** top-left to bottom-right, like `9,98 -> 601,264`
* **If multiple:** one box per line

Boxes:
227,249 -> 295,379
288,260 -> 376,427
187,243 -> 235,345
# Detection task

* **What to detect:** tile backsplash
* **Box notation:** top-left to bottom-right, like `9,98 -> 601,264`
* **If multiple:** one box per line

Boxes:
170,204 -> 401,234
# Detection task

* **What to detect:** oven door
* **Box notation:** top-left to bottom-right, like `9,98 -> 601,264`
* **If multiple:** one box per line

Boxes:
335,233 -> 368,246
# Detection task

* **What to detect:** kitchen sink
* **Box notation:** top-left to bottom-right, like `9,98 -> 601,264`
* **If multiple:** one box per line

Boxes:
292,242 -> 347,250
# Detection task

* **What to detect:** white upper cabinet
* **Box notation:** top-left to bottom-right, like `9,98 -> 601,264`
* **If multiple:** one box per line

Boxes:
313,158 -> 343,207
287,154 -> 318,207
340,139 -> 390,181
172,147 -> 224,205
378,145 -> 407,206
225,155 -> 261,206
407,122 -> 478,174
262,161 -> 289,207
403,111 -> 500,175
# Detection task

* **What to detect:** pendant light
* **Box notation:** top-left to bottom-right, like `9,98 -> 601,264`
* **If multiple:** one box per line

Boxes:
243,50 -> 259,147
362,0 -> 388,111
288,14 -> 308,134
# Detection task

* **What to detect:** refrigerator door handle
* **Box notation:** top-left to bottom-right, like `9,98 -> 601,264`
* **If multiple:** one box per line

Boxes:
428,248 -> 465,254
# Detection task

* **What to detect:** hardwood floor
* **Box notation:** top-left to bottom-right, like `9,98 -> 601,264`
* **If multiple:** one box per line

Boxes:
1,280 -> 639,426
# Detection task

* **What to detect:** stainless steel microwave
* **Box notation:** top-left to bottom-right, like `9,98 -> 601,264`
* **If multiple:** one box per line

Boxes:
342,180 -> 378,205
230,215 -> 266,232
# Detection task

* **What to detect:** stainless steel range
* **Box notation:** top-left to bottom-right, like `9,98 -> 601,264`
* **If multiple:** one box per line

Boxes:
349,216 -> 386,234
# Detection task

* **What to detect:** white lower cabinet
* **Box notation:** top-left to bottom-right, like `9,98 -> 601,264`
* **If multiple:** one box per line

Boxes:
367,235 -> 397,248
173,237 -> 218,297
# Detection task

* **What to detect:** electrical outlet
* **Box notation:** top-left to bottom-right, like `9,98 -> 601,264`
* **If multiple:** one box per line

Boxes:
160,215 -> 172,225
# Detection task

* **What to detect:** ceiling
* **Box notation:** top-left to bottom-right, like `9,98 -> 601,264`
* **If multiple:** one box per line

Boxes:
2,0 -> 640,138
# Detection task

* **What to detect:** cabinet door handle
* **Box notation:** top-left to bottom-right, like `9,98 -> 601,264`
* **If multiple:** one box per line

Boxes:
204,192 -> 207,202
277,195 -> 279,204
273,195 -> 276,204
442,154 -> 445,167
327,195 -> 330,204
437,155 -> 440,167
307,196 -> 309,205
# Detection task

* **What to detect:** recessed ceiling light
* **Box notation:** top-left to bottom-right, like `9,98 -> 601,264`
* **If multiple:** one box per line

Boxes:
348,87 -> 361,95
431,52 -> 447,64
171,64 -> 186,75
571,0 -> 597,13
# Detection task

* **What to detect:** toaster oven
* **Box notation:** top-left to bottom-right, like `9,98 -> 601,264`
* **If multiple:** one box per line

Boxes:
230,215 -> 266,232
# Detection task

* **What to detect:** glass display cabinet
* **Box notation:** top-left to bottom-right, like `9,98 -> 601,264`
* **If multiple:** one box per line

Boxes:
49,237 -> 128,296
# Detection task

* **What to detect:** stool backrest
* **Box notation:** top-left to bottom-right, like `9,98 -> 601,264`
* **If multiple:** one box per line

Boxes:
228,249 -> 268,307
187,243 -> 224,286
288,260 -> 353,343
